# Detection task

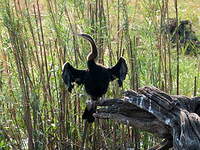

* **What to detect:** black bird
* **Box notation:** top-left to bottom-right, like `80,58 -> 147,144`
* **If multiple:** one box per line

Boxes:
62,33 -> 128,123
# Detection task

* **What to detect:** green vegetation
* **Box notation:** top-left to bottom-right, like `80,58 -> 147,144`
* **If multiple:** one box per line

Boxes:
0,0 -> 199,149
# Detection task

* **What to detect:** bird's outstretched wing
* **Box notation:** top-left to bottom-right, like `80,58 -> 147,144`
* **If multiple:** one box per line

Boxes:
62,62 -> 86,92
109,57 -> 128,87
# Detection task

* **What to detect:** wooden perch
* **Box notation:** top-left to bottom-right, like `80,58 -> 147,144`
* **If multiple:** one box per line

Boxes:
94,86 -> 200,150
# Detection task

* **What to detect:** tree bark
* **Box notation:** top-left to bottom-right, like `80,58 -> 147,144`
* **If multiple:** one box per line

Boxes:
94,86 -> 200,150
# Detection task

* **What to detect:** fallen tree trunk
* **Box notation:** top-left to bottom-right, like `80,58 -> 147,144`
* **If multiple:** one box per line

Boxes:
94,86 -> 200,150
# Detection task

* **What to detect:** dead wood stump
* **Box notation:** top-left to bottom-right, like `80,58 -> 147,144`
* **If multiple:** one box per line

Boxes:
94,86 -> 200,150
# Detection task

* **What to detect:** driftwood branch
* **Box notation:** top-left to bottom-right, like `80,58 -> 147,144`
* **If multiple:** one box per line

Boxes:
94,87 -> 200,150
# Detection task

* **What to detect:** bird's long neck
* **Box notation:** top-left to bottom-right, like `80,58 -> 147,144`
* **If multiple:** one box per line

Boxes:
87,38 -> 98,62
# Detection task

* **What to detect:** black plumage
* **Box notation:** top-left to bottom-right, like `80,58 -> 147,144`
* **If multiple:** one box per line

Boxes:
62,33 -> 128,123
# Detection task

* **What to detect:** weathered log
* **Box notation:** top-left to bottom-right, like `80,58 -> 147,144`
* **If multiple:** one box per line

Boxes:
94,86 -> 200,150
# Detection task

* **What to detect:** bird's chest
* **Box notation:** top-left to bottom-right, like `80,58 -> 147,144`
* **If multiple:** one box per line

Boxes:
84,69 -> 110,97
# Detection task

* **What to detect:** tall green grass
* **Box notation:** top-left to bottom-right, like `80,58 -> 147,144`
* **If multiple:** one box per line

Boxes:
0,0 -> 199,149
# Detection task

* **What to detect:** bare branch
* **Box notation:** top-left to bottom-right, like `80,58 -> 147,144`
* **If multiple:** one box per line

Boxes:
95,87 -> 200,150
